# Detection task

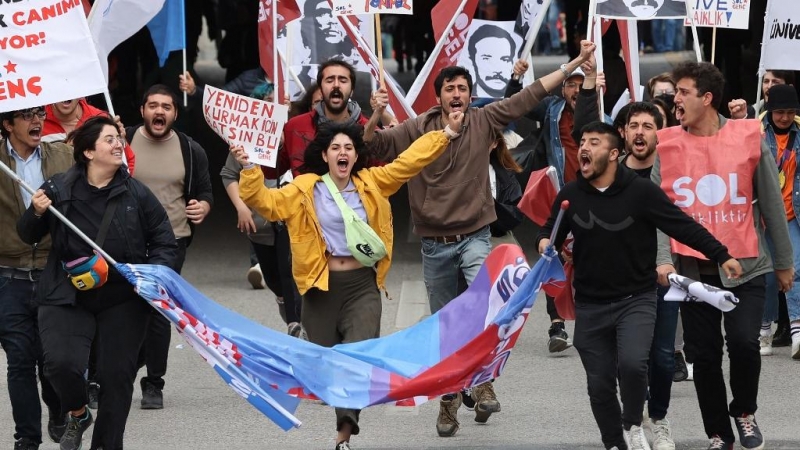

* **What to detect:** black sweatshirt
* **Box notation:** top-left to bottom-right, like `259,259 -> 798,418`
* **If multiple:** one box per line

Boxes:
536,164 -> 733,303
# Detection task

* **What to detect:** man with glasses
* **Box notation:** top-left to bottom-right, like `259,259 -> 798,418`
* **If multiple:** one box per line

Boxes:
126,85 -> 213,411
0,106 -> 72,449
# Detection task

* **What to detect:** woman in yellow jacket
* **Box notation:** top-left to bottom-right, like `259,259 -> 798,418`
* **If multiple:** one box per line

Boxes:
232,112 -> 463,450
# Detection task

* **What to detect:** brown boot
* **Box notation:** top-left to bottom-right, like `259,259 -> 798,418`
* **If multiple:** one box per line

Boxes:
471,381 -> 501,423
436,393 -> 461,437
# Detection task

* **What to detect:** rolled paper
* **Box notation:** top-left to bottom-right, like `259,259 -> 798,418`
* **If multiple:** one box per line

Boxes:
664,273 -> 739,312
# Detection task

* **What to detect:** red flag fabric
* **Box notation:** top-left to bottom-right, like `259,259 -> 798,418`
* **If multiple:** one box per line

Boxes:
517,167 -> 559,227
406,0 -> 479,114
257,0 -> 301,102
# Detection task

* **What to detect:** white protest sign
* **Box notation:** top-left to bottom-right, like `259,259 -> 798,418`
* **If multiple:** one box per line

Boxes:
759,0 -> 800,72
332,0 -> 413,16
203,86 -> 288,168
0,0 -> 107,112
684,0 -> 751,29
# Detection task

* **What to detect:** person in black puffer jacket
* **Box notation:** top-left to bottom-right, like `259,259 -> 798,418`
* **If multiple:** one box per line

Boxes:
17,116 -> 178,450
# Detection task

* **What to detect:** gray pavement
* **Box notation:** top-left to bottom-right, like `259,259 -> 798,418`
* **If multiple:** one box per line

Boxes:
3,41 -> 800,450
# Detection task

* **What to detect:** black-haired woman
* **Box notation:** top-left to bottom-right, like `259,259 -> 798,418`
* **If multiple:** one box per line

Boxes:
17,116 -> 178,450
233,114 -> 462,450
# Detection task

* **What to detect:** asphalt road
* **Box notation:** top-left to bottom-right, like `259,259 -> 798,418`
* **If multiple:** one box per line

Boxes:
2,48 -> 799,450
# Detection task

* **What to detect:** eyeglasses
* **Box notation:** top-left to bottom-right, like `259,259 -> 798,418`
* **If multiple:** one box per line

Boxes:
100,136 -> 126,148
13,110 -> 46,121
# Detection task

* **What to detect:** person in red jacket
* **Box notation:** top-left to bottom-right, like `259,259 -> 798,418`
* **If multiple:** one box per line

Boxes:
43,99 -> 136,174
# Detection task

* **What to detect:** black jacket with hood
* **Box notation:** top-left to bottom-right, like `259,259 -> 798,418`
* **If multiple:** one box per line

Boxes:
536,164 -> 733,303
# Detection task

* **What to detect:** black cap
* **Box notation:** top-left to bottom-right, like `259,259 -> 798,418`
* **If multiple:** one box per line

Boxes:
766,84 -> 800,111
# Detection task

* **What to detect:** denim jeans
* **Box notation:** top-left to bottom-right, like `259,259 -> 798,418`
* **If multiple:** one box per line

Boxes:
648,285 -> 679,420
785,219 -> 800,321
0,275 -> 60,443
421,226 -> 492,314
763,232 -> 780,323
652,19 -> 680,53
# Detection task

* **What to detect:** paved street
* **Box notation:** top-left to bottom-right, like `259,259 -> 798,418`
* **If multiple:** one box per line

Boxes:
2,43 -> 800,450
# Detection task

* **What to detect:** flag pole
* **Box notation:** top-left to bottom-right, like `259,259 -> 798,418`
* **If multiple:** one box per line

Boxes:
684,0 -> 702,62
0,160 -> 116,265
375,14 -> 385,88
520,0 -> 552,82
278,48 -> 306,95
711,26 -> 717,64
272,0 -> 278,100
592,15 -> 605,120
181,0 -> 187,107
753,2 -> 772,117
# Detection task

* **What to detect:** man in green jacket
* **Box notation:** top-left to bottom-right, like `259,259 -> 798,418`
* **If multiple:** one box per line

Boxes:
0,106 -> 73,449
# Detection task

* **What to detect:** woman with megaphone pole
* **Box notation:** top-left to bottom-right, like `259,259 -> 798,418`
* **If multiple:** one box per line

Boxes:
13,116 -> 178,450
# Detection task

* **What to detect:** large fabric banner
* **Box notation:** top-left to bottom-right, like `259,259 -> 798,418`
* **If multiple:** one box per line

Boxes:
684,0 -> 751,29
88,0 -> 166,82
0,0 -> 107,112
759,0 -> 800,72
116,245 -> 564,429
202,86 -> 289,168
595,0 -> 687,19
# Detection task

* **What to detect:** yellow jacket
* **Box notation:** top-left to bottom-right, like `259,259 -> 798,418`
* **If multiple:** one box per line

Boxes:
239,130 -> 450,295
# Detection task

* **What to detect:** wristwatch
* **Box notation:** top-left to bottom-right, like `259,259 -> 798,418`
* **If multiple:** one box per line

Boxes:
559,63 -> 570,78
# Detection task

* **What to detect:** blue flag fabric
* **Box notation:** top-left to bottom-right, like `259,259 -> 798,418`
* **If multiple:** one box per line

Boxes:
146,0 -> 185,67
115,245 -> 564,430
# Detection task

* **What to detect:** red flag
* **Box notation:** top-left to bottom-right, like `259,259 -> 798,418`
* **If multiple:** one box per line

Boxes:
517,167 -> 559,227
81,0 -> 91,15
257,0 -> 301,102
406,0 -> 479,114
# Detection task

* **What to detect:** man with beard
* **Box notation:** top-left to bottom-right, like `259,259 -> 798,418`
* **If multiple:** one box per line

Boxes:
42,99 -> 136,174
281,60 -> 372,176
537,121 -> 740,450
1,106 -> 69,449
467,24 -> 516,98
126,84 -> 213,410
652,62 -> 793,450
365,40 -> 595,438
596,0 -> 686,19
622,103 -> 680,450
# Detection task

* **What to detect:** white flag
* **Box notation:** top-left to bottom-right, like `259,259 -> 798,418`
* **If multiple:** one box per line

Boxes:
88,0 -> 167,82
0,0 -> 107,112
759,0 -> 800,72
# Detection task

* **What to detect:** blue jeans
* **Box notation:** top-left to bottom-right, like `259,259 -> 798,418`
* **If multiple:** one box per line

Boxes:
421,226 -> 492,314
785,219 -> 800,321
648,285 -> 679,420
763,232 -> 780,323
0,275 -> 60,443
652,19 -> 679,53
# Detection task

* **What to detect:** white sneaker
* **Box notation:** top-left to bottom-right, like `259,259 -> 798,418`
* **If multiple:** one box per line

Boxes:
650,419 -> 676,450
247,264 -> 265,289
792,339 -> 800,360
686,362 -> 694,381
759,334 -> 773,356
624,424 -> 652,450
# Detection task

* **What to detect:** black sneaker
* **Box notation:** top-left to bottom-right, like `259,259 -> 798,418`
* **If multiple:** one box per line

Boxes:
548,322 -> 570,353
48,413 -> 67,443
87,382 -> 99,410
461,388 -> 475,411
334,441 -> 351,450
734,414 -> 764,450
673,351 -> 688,382
773,326 -> 791,347
707,435 -> 734,450
60,409 -> 93,450
14,438 -> 38,450
141,383 -> 163,410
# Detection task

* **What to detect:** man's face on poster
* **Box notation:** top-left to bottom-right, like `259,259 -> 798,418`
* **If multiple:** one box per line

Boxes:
475,37 -> 513,96
621,0 -> 665,18
314,1 -> 345,44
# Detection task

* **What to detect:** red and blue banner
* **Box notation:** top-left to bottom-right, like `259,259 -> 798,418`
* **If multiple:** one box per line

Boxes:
115,244 -> 564,430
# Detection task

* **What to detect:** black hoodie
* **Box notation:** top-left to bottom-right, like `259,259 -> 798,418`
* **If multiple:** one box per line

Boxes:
536,164 -> 733,303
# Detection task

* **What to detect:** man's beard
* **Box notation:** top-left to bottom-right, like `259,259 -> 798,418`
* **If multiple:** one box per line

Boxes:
323,88 -> 349,115
628,143 -> 656,161
585,155 -> 610,181
143,119 -> 174,139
